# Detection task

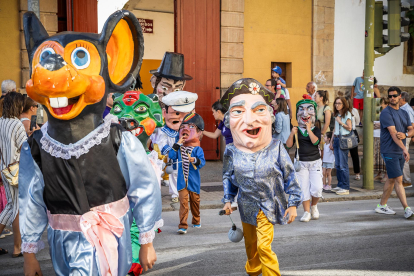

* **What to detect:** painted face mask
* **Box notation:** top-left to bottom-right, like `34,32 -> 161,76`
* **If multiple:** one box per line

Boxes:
111,91 -> 164,152
179,124 -> 201,147
162,106 -> 187,131
179,113 -> 204,147
228,94 -> 273,153
150,52 -> 193,103
296,95 -> 317,129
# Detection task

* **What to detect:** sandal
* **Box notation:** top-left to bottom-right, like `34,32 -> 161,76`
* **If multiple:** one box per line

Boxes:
12,252 -> 23,258
0,248 -> 8,255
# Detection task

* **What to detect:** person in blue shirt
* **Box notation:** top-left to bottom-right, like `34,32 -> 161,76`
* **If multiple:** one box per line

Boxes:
169,113 -> 206,234
376,87 -> 414,219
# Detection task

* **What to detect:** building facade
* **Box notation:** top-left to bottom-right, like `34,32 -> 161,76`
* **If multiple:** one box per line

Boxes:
1,0 -> 412,158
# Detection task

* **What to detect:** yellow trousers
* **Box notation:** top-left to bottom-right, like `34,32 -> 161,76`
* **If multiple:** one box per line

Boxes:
241,210 -> 281,276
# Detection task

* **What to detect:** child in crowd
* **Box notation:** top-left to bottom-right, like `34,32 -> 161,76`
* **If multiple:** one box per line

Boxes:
271,66 -> 287,88
169,113 -> 206,234
322,132 -> 334,191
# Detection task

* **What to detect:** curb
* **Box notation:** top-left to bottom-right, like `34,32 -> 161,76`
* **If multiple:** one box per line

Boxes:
161,192 -> 414,212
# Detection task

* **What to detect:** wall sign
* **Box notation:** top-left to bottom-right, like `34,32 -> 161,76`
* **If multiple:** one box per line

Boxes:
138,18 -> 153,33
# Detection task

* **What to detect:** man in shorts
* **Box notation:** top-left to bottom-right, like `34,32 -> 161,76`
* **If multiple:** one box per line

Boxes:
352,71 -> 364,125
376,87 -> 414,219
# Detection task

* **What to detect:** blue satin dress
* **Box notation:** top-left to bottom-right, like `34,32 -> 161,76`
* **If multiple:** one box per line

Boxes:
19,119 -> 162,276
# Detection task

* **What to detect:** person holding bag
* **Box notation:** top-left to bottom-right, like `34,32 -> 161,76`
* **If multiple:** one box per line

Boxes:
0,92 -> 27,257
330,97 -> 353,195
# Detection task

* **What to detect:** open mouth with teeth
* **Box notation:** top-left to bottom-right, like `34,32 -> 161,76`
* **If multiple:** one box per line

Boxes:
243,127 -> 261,138
301,116 -> 311,123
50,96 -> 81,115
131,127 -> 144,137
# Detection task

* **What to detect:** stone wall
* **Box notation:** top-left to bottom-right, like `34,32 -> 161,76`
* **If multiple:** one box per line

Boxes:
20,0 -> 58,90
312,0 -> 335,107
220,0 -> 244,96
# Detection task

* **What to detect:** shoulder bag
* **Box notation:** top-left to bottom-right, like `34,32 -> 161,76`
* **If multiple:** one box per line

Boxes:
0,147 -> 19,187
338,114 -> 358,150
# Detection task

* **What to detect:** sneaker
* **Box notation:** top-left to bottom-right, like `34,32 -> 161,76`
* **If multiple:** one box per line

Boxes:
323,185 -> 332,191
1,229 -> 12,236
355,174 -> 361,180
192,224 -> 201,228
177,228 -> 187,234
161,180 -> 169,187
331,187 -> 341,192
171,197 -> 179,203
402,182 -> 413,188
0,234 -> 5,239
300,211 -> 311,222
404,207 -> 413,219
359,122 -> 363,127
336,189 -> 349,195
311,205 -> 319,220
375,204 -> 396,215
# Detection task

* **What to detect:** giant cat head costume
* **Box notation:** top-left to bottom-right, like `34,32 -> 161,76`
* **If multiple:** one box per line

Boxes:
23,10 -> 144,143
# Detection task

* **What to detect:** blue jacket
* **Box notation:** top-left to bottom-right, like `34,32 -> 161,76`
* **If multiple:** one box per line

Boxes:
168,145 -> 206,194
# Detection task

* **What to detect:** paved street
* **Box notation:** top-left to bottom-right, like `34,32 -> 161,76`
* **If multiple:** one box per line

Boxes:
1,198 -> 413,275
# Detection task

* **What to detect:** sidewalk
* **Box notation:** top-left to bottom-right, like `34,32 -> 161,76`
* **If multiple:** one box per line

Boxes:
161,161 -> 414,212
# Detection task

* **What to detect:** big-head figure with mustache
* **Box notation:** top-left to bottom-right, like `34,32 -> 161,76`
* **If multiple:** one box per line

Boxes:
220,78 -> 302,276
19,10 -> 162,276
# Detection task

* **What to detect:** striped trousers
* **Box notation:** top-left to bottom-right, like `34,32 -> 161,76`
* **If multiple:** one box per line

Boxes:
0,173 -> 19,226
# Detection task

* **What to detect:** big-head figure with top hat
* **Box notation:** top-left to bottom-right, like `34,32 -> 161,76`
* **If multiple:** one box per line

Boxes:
150,52 -> 192,102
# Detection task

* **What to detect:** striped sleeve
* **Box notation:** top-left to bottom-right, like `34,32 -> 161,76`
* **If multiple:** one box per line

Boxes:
15,122 -> 28,150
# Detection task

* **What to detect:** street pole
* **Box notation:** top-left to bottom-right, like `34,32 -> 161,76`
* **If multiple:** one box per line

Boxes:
363,0 -> 375,190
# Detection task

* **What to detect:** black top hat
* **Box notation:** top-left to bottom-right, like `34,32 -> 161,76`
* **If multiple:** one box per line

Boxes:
150,52 -> 193,81
220,78 -> 275,110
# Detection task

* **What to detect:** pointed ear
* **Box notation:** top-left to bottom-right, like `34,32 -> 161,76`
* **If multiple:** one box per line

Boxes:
100,10 -> 144,92
23,12 -> 49,68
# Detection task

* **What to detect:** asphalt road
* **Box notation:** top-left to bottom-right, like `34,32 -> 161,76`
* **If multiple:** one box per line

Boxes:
0,198 -> 413,276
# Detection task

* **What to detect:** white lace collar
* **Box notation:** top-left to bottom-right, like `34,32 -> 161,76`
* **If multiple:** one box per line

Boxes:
40,114 -> 119,160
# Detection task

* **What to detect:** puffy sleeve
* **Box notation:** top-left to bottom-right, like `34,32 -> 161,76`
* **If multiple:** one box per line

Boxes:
18,140 -> 47,253
277,142 -> 302,208
222,147 -> 238,203
192,147 -> 206,169
117,131 -> 163,244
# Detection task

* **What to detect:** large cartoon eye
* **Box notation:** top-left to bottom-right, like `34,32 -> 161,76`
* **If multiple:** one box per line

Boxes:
174,88 -> 181,92
40,47 -> 56,62
113,105 -> 122,113
135,106 -> 147,113
162,86 -> 168,91
71,47 -> 90,69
